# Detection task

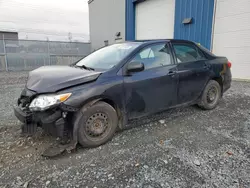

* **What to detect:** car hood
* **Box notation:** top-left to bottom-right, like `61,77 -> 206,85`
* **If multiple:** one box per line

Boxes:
26,66 -> 102,93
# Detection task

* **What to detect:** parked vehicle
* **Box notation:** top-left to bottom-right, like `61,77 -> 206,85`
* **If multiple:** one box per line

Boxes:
14,39 -> 232,150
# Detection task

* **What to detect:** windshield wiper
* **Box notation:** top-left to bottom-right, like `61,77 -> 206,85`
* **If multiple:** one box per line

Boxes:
81,65 -> 95,71
73,64 -> 95,71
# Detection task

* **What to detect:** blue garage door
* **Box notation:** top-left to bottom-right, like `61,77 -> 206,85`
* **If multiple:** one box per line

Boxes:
174,0 -> 214,50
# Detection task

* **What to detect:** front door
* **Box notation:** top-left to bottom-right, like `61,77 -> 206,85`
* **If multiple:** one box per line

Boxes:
123,42 -> 178,119
171,42 -> 211,104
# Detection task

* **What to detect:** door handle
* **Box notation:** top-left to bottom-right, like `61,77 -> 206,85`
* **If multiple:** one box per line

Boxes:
167,70 -> 176,76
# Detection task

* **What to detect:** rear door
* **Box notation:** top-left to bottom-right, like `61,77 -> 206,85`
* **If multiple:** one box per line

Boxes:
171,42 -> 211,104
123,42 -> 178,119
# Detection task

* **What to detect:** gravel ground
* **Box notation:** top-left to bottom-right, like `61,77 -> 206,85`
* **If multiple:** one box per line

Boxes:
0,72 -> 250,188
0,72 -> 27,126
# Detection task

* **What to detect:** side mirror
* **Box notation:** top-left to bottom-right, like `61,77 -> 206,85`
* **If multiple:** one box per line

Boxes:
127,61 -> 144,73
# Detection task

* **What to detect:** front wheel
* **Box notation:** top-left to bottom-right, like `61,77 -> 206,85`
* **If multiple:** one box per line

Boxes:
198,80 -> 221,110
77,101 -> 118,147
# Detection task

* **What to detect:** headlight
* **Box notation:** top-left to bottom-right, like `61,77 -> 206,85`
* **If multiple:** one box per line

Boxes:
29,93 -> 71,111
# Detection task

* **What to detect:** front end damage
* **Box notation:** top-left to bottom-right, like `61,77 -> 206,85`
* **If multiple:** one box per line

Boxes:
14,89 -> 79,157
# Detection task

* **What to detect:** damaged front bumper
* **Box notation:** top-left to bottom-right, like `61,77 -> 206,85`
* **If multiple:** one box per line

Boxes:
14,104 -> 79,157
14,106 -> 66,137
14,88 -> 81,157
14,88 -> 79,138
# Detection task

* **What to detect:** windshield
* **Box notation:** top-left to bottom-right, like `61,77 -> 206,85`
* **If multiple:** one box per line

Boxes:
76,43 -> 141,70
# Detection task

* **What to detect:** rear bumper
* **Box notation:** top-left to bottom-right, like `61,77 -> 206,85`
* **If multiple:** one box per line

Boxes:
14,106 -> 66,137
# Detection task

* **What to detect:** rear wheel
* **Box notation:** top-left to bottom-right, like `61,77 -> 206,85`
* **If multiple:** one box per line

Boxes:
198,80 -> 221,110
77,101 -> 118,147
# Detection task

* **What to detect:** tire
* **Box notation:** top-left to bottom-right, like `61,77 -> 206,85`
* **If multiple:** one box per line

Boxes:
198,80 -> 221,110
77,101 -> 118,147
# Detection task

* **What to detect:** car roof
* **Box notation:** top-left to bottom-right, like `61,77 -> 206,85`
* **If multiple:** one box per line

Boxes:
127,39 -> 195,44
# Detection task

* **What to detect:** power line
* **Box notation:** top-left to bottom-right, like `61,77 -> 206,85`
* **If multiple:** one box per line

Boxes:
0,26 -> 88,36
20,31 -> 85,38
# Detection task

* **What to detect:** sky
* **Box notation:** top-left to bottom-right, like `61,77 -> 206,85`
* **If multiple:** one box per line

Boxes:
0,0 -> 90,42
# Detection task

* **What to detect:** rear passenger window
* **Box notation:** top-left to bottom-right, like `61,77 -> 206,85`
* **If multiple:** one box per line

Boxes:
173,44 -> 205,63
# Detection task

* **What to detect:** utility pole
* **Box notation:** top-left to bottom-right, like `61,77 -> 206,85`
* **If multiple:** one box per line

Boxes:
46,37 -> 51,65
3,34 -> 8,71
68,32 -> 72,42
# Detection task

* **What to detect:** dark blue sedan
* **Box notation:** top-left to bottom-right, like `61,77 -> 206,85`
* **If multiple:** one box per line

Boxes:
14,39 -> 232,153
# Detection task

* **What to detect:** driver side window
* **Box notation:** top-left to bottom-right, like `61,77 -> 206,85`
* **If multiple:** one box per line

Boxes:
130,43 -> 172,70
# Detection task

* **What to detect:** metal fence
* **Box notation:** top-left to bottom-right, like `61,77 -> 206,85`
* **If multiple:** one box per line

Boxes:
0,39 -> 91,71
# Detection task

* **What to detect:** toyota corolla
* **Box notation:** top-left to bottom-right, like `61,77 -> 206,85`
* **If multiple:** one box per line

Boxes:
14,39 -> 232,154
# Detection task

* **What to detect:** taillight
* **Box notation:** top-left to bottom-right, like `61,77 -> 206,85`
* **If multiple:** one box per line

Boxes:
227,61 -> 232,68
